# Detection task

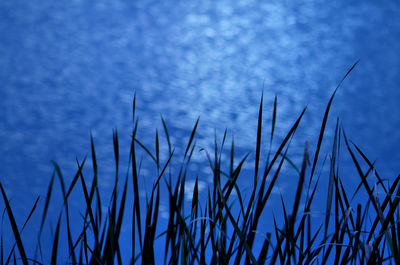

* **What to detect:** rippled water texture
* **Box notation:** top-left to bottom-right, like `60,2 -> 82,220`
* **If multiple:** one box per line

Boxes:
1,0 -> 400,240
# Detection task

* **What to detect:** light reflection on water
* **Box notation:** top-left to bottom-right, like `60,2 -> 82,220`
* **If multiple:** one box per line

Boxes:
0,0 -> 400,261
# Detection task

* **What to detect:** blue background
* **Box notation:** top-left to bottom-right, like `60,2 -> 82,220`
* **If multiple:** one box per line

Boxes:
0,0 -> 399,262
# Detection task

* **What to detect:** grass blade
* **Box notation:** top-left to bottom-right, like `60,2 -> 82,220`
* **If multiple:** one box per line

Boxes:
134,138 -> 157,164
184,117 -> 200,159
254,93 -> 263,184
309,61 -> 359,183
38,171 -> 55,237
113,128 -> 120,175
0,183 -> 29,265
160,115 -> 172,156
156,129 -> 160,171
50,214 -> 62,265
90,132 -> 98,177
324,119 -> 339,240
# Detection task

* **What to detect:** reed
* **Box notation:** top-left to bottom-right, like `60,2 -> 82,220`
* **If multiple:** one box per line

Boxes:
1,61 -> 400,264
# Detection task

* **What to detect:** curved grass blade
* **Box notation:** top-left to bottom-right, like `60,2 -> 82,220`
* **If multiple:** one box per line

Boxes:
278,153 -> 300,176
343,130 -> 382,223
20,195 -> 39,232
309,61 -> 359,183
152,150 -> 174,195
369,176 -> 400,256
50,161 -> 66,199
257,232 -> 271,264
134,138 -> 157,164
65,157 -> 86,202
39,171 -> 55,237
351,141 -> 387,193
367,175 -> 400,243
51,159 -> 78,261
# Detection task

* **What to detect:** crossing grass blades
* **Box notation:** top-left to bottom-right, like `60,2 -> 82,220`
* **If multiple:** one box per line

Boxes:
2,61 -> 400,264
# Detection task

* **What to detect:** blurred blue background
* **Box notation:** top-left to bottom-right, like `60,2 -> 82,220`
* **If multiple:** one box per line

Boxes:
0,0 -> 400,262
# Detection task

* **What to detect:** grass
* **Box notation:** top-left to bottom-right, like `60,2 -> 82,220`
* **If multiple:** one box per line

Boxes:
1,61 -> 400,264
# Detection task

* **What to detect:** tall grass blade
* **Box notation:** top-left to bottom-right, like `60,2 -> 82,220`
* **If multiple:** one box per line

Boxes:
21,195 -> 39,233
134,139 -> 157,164
152,150 -> 174,195
51,159 -> 77,261
165,182 -> 200,264
90,132 -> 98,177
263,107 -> 306,186
254,93 -> 263,184
116,176 -> 128,241
324,119 -> 339,241
270,215 -> 285,265
184,117 -> 199,159
132,92 -> 136,124
243,107 -> 306,252
288,143 -> 309,260
77,159 -> 100,258
343,130 -> 382,225
113,128 -> 119,175
156,129 -> 160,171
367,175 -> 400,243
39,171 -> 55,237
245,144 -> 290,256
65,158 -> 86,201
5,196 -> 39,265
51,161 -> 67,199
309,61 -> 358,183
50,214 -> 62,265
216,182 -> 258,265
271,94 -> 277,143
131,124 -> 143,257
266,94 -> 278,168
89,133 -> 101,226
351,141 -> 387,193
0,183 -> 28,265
258,233 -> 271,264
160,115 -> 172,156
1,234 -> 3,265
369,175 -> 400,259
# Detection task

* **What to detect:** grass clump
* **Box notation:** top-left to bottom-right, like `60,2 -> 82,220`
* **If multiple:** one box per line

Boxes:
1,61 -> 400,264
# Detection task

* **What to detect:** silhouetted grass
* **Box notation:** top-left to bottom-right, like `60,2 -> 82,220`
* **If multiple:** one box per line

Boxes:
1,61 -> 400,264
